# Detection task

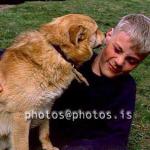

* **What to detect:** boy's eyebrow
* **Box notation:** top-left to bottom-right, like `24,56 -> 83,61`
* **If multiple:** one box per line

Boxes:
115,43 -> 123,51
113,43 -> 123,52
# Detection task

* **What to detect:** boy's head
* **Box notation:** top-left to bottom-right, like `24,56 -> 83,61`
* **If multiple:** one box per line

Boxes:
113,14 -> 150,54
94,14 -> 150,78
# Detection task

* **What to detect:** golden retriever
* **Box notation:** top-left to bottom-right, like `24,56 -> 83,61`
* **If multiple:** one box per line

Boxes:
0,14 -> 104,150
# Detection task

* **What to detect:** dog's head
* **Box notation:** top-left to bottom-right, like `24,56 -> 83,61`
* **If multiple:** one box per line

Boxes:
40,14 -> 104,66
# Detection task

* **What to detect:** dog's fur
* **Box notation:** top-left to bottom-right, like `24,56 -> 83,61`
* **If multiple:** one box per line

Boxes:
0,14 -> 104,150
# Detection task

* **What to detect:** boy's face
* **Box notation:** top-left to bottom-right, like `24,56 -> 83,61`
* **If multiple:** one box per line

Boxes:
94,29 -> 147,78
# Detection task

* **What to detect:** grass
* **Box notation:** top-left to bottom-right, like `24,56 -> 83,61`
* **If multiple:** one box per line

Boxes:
0,0 -> 150,149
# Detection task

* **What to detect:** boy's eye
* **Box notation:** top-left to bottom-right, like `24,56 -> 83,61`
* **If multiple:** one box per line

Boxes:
114,46 -> 122,54
126,57 -> 139,65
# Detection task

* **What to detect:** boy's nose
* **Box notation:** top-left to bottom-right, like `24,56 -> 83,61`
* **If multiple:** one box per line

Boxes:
115,56 -> 125,68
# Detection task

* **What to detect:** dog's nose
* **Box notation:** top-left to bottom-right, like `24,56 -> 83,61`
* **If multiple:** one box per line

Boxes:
96,29 -> 105,46
93,43 -> 102,49
89,29 -> 104,49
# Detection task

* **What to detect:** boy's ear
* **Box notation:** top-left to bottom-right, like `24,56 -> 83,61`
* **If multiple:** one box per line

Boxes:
69,25 -> 88,46
105,28 -> 113,44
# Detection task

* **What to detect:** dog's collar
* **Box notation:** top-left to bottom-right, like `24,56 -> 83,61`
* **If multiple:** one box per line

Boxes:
52,44 -> 75,66
52,44 -> 89,86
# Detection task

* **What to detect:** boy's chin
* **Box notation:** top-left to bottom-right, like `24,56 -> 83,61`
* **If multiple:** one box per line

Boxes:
103,71 -> 123,78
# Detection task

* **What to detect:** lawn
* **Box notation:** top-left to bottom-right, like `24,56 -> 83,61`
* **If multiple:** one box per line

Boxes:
0,0 -> 150,149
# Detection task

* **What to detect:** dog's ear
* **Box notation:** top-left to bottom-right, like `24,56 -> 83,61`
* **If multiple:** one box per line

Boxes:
69,25 -> 88,46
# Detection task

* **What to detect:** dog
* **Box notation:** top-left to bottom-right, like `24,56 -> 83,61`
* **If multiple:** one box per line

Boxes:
0,14 -> 104,150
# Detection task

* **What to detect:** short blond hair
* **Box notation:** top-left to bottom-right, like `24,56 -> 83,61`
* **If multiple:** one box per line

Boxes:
114,14 -> 150,54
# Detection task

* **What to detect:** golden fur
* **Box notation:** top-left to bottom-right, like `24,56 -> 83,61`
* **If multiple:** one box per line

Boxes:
0,14 -> 104,150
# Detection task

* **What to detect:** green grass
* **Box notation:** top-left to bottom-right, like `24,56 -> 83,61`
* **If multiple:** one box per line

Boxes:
0,0 -> 150,149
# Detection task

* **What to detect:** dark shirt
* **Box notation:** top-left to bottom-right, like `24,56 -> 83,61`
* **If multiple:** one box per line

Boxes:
50,54 -> 136,150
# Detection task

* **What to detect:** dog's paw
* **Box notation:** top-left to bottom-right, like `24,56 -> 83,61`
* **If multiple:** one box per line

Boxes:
43,146 -> 59,150
53,147 -> 60,150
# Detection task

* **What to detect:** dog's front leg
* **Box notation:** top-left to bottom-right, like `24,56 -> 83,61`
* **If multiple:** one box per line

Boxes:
11,112 -> 31,150
39,119 -> 59,150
